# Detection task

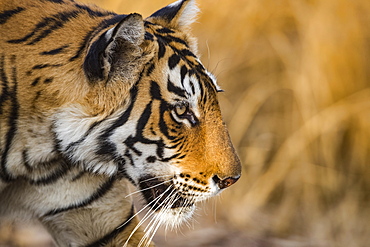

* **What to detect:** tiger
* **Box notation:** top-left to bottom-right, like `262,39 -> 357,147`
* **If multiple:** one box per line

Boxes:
0,0 -> 241,246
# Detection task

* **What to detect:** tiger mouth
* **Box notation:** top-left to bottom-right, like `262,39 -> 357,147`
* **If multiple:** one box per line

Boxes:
139,177 -> 194,211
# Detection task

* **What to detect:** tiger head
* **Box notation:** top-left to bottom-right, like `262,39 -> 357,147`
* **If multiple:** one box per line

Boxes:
55,0 -> 241,227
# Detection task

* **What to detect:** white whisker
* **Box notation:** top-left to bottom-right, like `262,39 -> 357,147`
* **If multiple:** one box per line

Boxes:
124,185 -> 176,247
139,187 -> 177,247
143,189 -> 175,233
139,175 -> 173,184
123,185 -> 174,247
125,179 -> 172,198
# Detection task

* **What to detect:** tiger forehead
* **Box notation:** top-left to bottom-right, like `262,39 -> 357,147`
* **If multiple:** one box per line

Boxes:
143,22 -> 219,94
144,22 -> 197,62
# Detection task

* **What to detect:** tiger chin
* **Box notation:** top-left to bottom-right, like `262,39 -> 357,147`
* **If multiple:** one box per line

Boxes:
0,0 -> 241,246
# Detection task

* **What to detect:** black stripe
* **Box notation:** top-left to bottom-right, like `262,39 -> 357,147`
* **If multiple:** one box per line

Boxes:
189,79 -> 195,95
124,101 -> 153,155
144,31 -> 154,41
198,74 -> 208,105
83,29 -> 109,82
159,152 -> 183,162
155,33 -> 188,46
69,29 -> 95,61
0,7 -> 25,25
0,55 -> 19,182
167,137 -> 184,150
146,63 -> 155,76
28,157 -> 70,185
122,100 -> 155,157
122,92 -> 169,160
30,11 -> 79,45
43,176 -> 116,216
81,9 -> 121,82
150,80 -> 161,100
96,82 -> 138,156
40,45 -> 69,55
31,64 -> 63,70
180,48 -> 197,58
69,14 -> 126,62
157,38 -> 166,59
156,27 -> 175,34
75,3 -> 115,18
158,100 -> 175,141
71,170 -> 86,181
7,32 -> 34,44
167,77 -> 186,98
136,101 -> 153,137
154,34 -> 217,99
123,149 -> 135,167
124,136 -> 142,156
180,65 -> 188,87
8,10 -> 81,45
31,77 -> 41,86
85,206 -> 135,247
64,119 -> 104,154
168,53 -> 180,70
43,77 -> 54,84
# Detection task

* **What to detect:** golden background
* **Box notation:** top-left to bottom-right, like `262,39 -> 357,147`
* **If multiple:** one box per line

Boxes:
1,0 -> 370,246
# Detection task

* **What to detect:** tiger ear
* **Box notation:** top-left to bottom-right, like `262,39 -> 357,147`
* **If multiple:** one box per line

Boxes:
84,13 -> 145,83
146,0 -> 199,31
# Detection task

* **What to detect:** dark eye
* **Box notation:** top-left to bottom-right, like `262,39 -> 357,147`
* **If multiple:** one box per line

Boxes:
172,103 -> 198,126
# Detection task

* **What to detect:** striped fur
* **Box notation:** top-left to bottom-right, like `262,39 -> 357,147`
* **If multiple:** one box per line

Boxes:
0,0 -> 241,246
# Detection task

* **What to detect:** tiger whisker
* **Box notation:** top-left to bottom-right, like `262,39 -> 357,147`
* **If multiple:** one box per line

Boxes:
145,210 -> 167,247
124,179 -> 172,198
141,190 -> 179,247
144,186 -> 184,246
138,175 -> 174,184
137,188 -> 178,247
122,195 -> 165,247
163,195 -> 181,233
124,185 -> 174,247
142,190 -> 175,232
140,210 -> 163,247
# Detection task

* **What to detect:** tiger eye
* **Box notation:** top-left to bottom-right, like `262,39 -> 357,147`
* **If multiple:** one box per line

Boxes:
175,104 -> 187,116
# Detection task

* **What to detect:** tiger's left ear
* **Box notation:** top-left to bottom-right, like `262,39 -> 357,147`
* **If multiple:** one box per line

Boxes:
84,14 -> 145,84
146,0 -> 199,31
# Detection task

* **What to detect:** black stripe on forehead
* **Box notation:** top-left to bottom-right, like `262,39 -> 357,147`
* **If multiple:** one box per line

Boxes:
167,77 -> 186,98
180,65 -> 188,87
168,54 -> 180,69
146,27 -> 219,99
157,38 -> 166,59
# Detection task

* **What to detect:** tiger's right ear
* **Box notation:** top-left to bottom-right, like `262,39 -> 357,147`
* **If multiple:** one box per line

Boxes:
83,14 -> 145,83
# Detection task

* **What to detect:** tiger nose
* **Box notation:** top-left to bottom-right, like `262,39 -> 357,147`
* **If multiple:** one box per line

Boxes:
212,175 -> 240,189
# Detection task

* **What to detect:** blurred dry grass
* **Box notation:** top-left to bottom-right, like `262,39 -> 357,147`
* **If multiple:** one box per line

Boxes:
1,0 -> 370,246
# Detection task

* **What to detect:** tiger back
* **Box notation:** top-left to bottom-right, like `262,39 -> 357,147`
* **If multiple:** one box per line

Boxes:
0,0 -> 241,246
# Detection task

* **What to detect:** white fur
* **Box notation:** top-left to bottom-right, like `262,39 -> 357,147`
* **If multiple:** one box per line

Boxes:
53,105 -> 121,175
53,105 -> 102,148
160,204 -> 195,230
169,0 -> 199,28
206,70 -> 223,92
167,66 -> 201,125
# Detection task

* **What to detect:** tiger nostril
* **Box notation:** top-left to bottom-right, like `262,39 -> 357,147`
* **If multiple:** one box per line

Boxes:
212,175 -> 240,190
212,175 -> 221,185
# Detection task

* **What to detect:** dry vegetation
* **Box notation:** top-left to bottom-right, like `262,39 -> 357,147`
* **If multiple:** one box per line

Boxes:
1,0 -> 370,246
